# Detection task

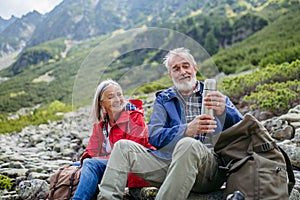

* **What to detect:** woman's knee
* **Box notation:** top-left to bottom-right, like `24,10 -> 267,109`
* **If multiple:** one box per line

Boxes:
82,158 -> 107,175
82,158 -> 96,168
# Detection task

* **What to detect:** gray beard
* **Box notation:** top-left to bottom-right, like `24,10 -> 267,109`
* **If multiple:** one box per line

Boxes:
173,76 -> 196,93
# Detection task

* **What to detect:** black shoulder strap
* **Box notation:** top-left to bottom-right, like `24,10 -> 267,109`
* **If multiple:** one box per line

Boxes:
278,146 -> 295,195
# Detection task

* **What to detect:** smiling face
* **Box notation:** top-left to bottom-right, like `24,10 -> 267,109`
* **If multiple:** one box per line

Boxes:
168,55 -> 198,95
99,84 -> 125,119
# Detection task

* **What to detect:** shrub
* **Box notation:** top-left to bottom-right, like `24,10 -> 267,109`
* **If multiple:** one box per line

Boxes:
244,80 -> 299,113
0,100 -> 72,134
222,60 -> 300,115
0,175 -> 13,190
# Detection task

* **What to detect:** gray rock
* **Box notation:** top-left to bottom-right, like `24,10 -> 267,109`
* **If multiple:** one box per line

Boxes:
18,179 -> 49,200
279,113 -> 300,122
0,105 -> 299,199
289,189 -> 300,200
1,168 -> 28,177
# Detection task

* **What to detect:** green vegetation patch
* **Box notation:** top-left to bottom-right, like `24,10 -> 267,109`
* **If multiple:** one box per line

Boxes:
0,175 -> 13,190
0,100 -> 72,134
244,80 -> 299,113
211,4 -> 300,74
222,60 -> 300,115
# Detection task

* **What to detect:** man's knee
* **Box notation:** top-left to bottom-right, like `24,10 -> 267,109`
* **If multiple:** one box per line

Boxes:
114,139 -> 135,151
174,137 -> 209,158
172,138 -> 197,160
175,137 -> 199,151
177,137 -> 195,146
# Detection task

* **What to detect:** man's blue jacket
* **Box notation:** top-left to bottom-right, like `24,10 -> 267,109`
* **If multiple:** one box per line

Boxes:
148,82 -> 243,160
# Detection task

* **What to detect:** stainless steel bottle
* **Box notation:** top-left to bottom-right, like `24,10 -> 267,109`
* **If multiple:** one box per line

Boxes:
201,79 -> 216,116
200,79 -> 217,147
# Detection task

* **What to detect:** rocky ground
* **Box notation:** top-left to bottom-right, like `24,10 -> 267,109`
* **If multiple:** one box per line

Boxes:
0,103 -> 300,199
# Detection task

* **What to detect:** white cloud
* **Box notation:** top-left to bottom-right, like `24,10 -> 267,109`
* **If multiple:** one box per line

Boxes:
0,0 -> 63,20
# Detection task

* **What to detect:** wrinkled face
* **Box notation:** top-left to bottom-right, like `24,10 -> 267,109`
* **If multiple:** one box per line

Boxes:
168,55 -> 198,93
99,84 -> 124,117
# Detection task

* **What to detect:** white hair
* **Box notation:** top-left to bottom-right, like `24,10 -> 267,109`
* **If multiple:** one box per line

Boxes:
90,79 -> 121,123
163,47 -> 197,71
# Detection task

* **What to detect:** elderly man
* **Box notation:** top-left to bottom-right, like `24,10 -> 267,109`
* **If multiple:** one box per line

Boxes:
98,47 -> 243,200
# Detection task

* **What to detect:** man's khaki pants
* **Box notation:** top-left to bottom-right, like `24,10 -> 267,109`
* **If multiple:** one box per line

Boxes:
98,137 -> 226,200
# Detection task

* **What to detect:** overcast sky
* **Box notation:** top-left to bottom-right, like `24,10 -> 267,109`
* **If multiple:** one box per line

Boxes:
0,0 -> 63,20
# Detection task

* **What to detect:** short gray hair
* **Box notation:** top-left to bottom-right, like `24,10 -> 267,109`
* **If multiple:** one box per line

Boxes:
163,47 -> 197,71
90,79 -> 121,123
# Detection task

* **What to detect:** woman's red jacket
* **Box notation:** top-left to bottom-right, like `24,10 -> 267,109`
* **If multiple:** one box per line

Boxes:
81,100 -> 155,188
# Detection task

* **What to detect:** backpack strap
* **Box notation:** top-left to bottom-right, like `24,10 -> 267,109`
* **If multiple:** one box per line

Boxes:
278,146 -> 295,195
67,166 -> 82,199
49,166 -> 65,199
253,141 -> 276,152
226,156 -> 253,173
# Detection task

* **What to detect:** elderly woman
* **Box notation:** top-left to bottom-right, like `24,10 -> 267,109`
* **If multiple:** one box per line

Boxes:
72,79 -> 154,200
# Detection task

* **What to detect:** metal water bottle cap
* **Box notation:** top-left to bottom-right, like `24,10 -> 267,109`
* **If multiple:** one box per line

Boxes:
203,79 -> 216,91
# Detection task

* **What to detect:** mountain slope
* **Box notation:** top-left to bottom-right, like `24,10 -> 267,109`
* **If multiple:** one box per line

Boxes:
2,0 -> 274,53
26,0 -> 210,47
0,0 -> 299,116
0,16 -> 16,33
211,2 -> 300,74
0,11 -> 43,56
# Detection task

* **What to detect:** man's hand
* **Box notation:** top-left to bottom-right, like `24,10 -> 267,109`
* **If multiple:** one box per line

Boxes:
203,91 -> 226,116
185,114 -> 217,137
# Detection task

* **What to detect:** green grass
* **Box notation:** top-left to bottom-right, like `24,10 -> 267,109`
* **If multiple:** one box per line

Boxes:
0,100 -> 72,134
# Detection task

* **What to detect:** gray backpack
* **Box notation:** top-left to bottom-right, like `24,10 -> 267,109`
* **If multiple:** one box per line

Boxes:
214,114 -> 295,199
